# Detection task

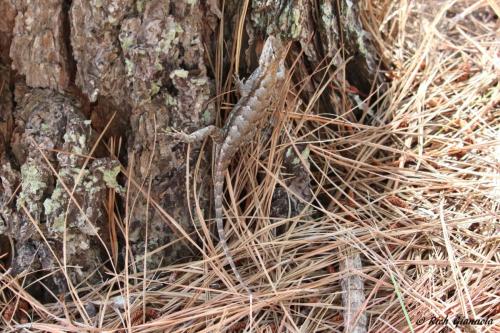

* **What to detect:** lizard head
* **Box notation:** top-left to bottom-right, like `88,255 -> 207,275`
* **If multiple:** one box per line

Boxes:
259,36 -> 287,81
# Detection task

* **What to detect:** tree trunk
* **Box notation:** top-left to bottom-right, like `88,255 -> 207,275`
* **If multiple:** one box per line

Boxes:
1,0 -> 375,330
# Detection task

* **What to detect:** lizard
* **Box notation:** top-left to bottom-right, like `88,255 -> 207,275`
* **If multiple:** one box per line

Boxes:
169,36 -> 287,296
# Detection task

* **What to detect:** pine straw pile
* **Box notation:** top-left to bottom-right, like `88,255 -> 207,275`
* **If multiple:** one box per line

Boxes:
1,0 -> 499,332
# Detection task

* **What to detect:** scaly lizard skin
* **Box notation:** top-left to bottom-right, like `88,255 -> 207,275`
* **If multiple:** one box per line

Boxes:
171,36 -> 286,295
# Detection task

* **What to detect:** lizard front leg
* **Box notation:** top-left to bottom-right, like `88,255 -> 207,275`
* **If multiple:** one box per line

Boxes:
166,125 -> 224,144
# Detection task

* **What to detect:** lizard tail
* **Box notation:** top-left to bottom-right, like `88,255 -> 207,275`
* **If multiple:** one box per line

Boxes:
214,168 -> 252,296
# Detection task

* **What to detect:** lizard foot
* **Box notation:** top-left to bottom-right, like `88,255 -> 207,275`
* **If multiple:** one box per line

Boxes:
164,127 -> 191,142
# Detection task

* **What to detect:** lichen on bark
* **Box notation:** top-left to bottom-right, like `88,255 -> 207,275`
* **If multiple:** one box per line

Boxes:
124,0 -> 214,269
248,0 -> 378,94
0,63 -> 20,241
249,0 -> 316,59
70,0 -> 134,103
2,89 -> 120,296
68,0 -> 215,270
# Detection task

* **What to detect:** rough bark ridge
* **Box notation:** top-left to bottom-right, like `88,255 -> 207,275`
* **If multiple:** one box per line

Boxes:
1,0 -> 377,326
118,1 -> 215,267
1,87 -> 120,295
10,0 -> 71,91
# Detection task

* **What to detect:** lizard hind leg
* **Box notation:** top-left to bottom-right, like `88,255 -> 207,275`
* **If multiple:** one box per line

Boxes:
234,73 -> 255,98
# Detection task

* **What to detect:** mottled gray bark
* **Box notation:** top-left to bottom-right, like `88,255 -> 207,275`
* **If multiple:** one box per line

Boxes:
3,88 -> 119,295
248,0 -> 377,89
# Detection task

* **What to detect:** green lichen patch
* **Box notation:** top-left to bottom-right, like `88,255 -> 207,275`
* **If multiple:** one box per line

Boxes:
136,0 -> 145,13
125,58 -> 135,76
20,164 -> 46,195
121,36 -> 134,51
43,187 -> 63,216
17,163 -> 48,211
202,109 -> 212,125
150,81 -> 161,96
288,7 -> 302,39
157,22 -> 183,54
50,215 -> 66,234
320,1 -> 333,23
192,77 -> 208,86
164,93 -> 177,106
170,69 -> 189,79
98,164 -> 124,193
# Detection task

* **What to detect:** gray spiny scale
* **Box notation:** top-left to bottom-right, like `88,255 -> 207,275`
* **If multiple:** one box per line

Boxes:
170,36 -> 287,297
